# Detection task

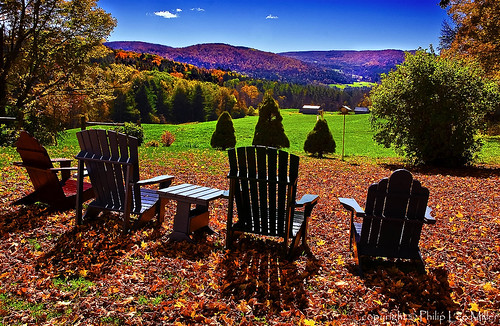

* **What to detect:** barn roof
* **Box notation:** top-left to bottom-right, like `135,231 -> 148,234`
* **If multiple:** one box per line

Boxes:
302,105 -> 321,110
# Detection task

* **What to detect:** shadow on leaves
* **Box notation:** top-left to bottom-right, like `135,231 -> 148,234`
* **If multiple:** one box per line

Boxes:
153,231 -> 218,261
219,237 -> 321,316
36,213 -> 137,280
359,259 -> 459,315
0,204 -> 52,236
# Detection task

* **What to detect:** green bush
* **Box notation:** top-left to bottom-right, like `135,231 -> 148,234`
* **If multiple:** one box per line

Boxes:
370,49 -> 500,167
0,126 -> 18,147
114,122 -> 144,145
252,94 -> 289,148
211,111 -> 236,150
304,118 -> 336,158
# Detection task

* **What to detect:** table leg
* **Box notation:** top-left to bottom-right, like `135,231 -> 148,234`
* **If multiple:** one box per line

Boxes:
157,198 -> 168,228
169,201 -> 193,242
191,204 -> 215,235
60,160 -> 71,181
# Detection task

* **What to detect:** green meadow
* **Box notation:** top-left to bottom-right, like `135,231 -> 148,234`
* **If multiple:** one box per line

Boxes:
329,82 -> 377,89
2,110 -> 499,166
139,110 -> 397,158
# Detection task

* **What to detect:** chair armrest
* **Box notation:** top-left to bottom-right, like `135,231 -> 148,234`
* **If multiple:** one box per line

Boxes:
13,163 -> 53,173
295,194 -> 319,221
14,162 -> 78,180
136,175 -> 175,188
49,167 -> 79,172
14,159 -> 73,167
424,206 -> 436,224
51,158 -> 73,164
338,197 -> 365,217
295,194 -> 319,207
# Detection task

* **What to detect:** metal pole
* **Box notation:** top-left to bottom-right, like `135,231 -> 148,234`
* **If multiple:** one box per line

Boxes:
342,113 -> 346,160
81,116 -> 86,130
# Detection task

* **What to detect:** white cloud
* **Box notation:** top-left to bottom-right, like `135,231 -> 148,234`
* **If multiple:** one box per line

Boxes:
176,8 -> 182,12
191,8 -> 205,12
154,10 -> 178,19
266,14 -> 278,19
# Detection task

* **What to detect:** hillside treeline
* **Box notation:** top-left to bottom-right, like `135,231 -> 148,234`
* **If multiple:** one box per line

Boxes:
96,50 -> 369,125
105,42 -> 353,85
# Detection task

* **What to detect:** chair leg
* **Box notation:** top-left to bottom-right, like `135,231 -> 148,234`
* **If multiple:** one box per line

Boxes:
225,230 -> 243,249
416,252 -> 426,274
287,239 -> 295,259
356,258 -> 364,277
352,242 -> 364,276
122,211 -> 131,234
302,220 -> 309,247
135,206 -> 156,228
225,229 -> 233,249
288,222 -> 307,259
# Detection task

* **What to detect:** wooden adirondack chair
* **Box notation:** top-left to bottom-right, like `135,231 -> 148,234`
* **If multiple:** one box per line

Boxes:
338,169 -> 436,273
226,146 -> 319,257
12,131 -> 94,210
75,129 -> 174,232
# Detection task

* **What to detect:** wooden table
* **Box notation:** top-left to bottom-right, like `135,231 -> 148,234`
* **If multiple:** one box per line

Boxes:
158,183 -> 227,241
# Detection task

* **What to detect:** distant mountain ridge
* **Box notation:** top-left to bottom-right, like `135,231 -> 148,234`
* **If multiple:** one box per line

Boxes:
280,49 -> 408,82
105,41 -> 408,84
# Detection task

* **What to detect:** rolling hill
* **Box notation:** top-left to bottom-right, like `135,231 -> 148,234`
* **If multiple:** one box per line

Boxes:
280,49 -> 407,82
105,41 -> 408,84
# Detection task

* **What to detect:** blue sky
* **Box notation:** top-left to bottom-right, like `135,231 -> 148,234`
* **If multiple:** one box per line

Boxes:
98,0 -> 448,53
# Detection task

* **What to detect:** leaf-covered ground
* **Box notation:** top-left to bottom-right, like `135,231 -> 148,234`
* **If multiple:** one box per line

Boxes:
0,151 -> 499,325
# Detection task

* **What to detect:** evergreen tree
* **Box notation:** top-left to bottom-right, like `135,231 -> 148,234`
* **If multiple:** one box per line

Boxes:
191,83 -> 206,122
135,82 -> 157,123
112,90 -> 139,122
211,111 -> 236,150
304,117 -> 336,158
155,85 -> 170,123
252,94 -> 290,148
171,80 -> 190,123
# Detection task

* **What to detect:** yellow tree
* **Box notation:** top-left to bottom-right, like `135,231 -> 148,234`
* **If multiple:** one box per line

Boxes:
0,0 -> 115,142
240,84 -> 260,108
440,0 -> 500,80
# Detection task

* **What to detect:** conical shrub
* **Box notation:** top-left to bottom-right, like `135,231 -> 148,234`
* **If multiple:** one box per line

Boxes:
252,94 -> 289,148
211,111 -> 236,150
304,117 -> 336,158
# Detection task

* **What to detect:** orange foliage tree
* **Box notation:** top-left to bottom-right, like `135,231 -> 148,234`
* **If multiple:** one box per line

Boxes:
440,0 -> 500,80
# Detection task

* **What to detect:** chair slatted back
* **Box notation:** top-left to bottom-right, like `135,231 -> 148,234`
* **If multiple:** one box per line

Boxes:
76,129 -> 140,212
15,131 -> 65,200
360,169 -> 429,252
228,146 -> 299,237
